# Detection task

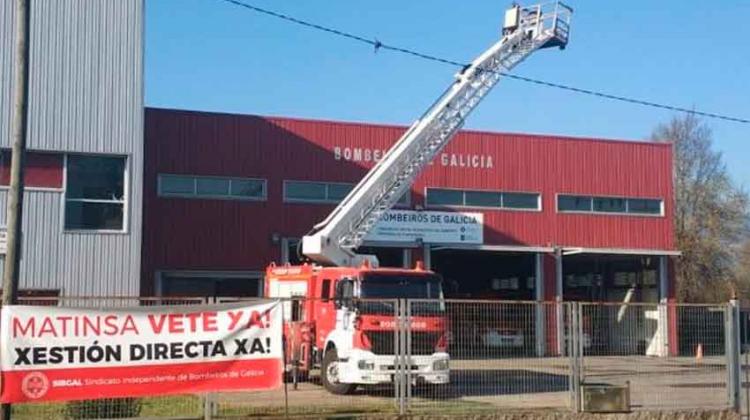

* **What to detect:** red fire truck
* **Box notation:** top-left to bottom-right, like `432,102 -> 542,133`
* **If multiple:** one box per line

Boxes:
266,262 -> 449,394
262,3 -> 571,394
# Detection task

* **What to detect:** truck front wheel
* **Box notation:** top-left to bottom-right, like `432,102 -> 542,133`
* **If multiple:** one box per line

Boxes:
321,349 -> 356,395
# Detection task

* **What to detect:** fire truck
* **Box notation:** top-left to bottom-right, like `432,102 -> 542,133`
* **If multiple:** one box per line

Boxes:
264,3 -> 572,394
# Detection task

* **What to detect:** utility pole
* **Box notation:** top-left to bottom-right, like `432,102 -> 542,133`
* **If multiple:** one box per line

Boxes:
1,0 -> 31,417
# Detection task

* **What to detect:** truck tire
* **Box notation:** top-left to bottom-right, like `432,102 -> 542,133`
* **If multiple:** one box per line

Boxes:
321,349 -> 356,395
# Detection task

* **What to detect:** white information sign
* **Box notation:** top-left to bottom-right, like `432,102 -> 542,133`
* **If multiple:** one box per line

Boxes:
365,210 -> 483,244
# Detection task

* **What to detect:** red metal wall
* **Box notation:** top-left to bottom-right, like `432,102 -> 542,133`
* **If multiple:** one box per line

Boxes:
0,151 -> 63,188
142,108 -> 675,293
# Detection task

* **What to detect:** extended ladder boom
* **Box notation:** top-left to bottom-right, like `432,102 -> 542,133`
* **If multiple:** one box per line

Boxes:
303,2 -> 572,267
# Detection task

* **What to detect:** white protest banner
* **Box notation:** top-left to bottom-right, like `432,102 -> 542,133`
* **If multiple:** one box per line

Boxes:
365,210 -> 483,244
0,301 -> 282,403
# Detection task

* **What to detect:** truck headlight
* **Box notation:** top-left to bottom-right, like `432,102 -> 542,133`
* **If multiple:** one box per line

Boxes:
357,360 -> 375,370
433,359 -> 449,371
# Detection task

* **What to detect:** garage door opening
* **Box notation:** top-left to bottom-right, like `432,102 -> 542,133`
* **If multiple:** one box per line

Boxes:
563,254 -> 659,303
432,249 -> 536,300
159,272 -> 261,298
432,249 -> 539,357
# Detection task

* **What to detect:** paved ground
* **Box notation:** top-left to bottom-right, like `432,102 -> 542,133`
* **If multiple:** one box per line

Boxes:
212,355 -> 730,416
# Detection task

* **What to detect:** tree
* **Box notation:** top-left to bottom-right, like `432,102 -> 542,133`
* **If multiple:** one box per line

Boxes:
652,114 -> 749,302
737,239 -> 750,299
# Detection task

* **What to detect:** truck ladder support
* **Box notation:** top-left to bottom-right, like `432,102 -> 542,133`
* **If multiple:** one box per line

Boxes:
303,3 -> 572,267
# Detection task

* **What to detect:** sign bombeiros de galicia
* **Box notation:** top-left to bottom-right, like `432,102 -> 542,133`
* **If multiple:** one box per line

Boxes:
333,146 -> 494,169
366,210 -> 483,244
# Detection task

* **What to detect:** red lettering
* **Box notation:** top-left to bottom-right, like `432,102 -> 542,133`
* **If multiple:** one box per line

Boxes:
103,315 -> 118,335
148,314 -> 168,334
38,318 -> 57,338
121,315 -> 138,335
12,317 -> 34,338
168,313 -> 184,333
83,316 -> 101,336
228,311 -> 244,330
246,311 -> 265,329
203,312 -> 218,332
185,312 -> 201,332
57,316 -> 72,336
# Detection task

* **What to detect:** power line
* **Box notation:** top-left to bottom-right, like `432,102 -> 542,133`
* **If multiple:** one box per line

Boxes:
218,0 -> 749,125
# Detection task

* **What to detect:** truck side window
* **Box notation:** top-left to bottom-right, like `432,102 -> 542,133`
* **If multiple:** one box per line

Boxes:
321,279 -> 331,302
291,294 -> 304,321
335,279 -> 354,309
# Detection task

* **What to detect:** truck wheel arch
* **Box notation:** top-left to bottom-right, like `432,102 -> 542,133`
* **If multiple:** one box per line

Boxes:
324,341 -> 336,356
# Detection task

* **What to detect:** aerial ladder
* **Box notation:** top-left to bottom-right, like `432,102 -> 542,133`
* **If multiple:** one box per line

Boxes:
302,2 -> 572,267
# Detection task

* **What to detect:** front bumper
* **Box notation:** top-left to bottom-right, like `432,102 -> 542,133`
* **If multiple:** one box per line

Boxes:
337,350 -> 450,385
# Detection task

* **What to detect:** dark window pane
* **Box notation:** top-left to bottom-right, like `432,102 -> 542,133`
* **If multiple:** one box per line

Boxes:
593,197 -> 626,213
396,192 -> 410,206
426,189 -> 463,206
286,182 -> 327,201
464,191 -> 501,207
215,278 -> 259,297
503,192 -> 539,209
628,198 -> 662,215
196,178 -> 230,196
231,179 -> 265,198
160,175 -> 194,195
558,195 -> 592,212
321,280 -> 331,302
66,155 -> 125,200
65,201 -> 124,230
327,183 -> 353,201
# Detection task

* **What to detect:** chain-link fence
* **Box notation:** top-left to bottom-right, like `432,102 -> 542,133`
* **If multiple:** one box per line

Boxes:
3,297 -> 742,419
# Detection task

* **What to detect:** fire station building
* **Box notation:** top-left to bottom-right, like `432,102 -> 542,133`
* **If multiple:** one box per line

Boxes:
142,108 -> 678,310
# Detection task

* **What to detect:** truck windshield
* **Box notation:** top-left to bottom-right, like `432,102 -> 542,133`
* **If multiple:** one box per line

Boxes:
357,273 -> 444,315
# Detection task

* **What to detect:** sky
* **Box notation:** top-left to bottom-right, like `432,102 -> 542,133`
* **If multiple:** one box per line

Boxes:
146,0 -> 749,187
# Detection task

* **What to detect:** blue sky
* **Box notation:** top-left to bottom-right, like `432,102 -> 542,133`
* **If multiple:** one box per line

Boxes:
146,0 -> 749,187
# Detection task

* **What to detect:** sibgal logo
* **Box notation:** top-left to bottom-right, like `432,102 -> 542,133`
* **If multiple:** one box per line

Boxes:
21,371 -> 49,399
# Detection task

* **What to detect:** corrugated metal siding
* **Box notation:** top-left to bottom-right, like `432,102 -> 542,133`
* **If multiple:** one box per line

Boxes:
142,109 -> 676,294
0,1 -> 143,296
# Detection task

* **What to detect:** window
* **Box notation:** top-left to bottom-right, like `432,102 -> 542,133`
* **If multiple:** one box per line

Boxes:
158,174 -> 266,201
426,188 -> 540,211
558,195 -> 592,212
321,279 -> 331,302
593,197 -> 625,213
627,198 -> 662,215
65,155 -> 126,231
427,189 -> 463,206
284,180 -> 409,205
465,191 -> 501,207
503,192 -> 541,209
558,194 -> 663,216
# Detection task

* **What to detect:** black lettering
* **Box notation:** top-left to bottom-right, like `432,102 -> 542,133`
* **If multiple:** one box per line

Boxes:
105,345 -> 122,362
32,347 -> 47,364
211,341 -> 226,357
14,348 -> 31,365
170,342 -> 184,359
185,342 -> 199,358
48,347 -> 63,364
249,338 -> 266,354
154,343 -> 168,360
86,341 -> 105,363
130,344 -> 145,361
234,339 -> 249,355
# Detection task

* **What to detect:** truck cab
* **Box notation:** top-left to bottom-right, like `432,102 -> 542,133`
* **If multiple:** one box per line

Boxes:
265,262 -> 450,394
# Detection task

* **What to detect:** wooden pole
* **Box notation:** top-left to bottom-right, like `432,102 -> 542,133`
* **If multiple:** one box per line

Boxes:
1,0 -> 31,417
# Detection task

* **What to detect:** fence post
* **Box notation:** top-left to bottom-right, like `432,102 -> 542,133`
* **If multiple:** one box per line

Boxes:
726,299 -> 741,411
203,394 -> 213,420
396,299 -> 407,416
568,302 -> 582,412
